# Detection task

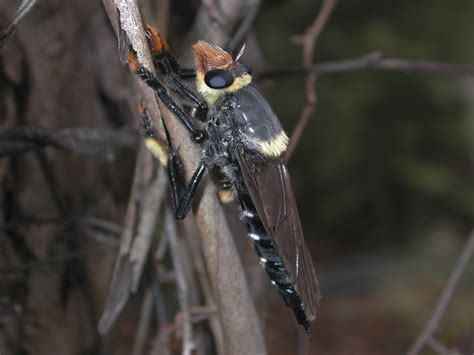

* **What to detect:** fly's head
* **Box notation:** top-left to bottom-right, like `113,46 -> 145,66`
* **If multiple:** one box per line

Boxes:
192,41 -> 252,105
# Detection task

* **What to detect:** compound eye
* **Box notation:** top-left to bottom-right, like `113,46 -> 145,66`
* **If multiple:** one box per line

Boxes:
204,69 -> 235,89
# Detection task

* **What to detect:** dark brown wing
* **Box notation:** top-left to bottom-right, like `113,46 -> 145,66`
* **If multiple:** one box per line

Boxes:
235,148 -> 320,321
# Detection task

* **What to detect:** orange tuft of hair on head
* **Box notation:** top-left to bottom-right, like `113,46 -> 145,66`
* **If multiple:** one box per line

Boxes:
126,51 -> 139,72
192,41 -> 234,74
145,24 -> 169,54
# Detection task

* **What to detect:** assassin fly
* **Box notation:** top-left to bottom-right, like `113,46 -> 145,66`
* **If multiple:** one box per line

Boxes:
126,25 -> 321,334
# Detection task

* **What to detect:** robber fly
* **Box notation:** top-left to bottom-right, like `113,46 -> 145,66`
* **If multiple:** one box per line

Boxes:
126,25 -> 320,334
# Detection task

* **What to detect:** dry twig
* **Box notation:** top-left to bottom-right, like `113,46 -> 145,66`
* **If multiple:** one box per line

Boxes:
0,0 -> 38,47
98,146 -> 167,333
285,0 -> 337,162
98,0 -> 170,336
407,230 -> 474,355
260,51 -> 474,79
131,289 -> 154,355
427,337 -> 461,355
0,125 -> 136,158
226,0 -> 261,52
165,209 -> 194,355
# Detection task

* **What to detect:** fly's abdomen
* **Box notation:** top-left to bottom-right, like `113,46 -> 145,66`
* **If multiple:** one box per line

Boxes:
238,194 -> 311,333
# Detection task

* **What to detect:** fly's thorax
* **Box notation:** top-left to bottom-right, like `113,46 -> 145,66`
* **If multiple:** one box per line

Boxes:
232,86 -> 289,158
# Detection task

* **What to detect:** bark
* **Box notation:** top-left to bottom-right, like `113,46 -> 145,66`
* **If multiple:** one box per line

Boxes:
0,1 -> 133,354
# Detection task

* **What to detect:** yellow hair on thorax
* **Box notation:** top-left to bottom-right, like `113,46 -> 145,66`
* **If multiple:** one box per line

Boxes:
256,130 -> 289,158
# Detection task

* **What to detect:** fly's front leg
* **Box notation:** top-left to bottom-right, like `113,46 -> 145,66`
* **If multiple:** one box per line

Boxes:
139,104 -> 207,220
145,25 -> 208,122
127,50 -> 205,143
172,158 -> 207,219
162,71 -> 208,122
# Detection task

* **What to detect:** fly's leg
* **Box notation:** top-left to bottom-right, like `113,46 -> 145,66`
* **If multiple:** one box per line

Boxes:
145,25 -> 208,122
127,50 -> 205,143
217,180 -> 235,204
173,161 -> 206,219
139,104 -> 207,220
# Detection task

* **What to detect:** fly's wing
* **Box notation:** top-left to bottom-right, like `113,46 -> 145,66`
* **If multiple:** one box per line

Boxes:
235,148 -> 320,320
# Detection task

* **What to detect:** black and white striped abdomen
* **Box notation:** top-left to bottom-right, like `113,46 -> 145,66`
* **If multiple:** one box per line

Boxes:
238,193 -> 311,332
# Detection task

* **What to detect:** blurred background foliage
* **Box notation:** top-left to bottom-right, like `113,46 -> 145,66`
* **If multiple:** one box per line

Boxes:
252,1 -> 473,352
255,0 -> 473,254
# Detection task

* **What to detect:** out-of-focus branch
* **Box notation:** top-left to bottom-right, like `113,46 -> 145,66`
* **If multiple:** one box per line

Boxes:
407,230 -> 474,355
0,0 -> 38,47
0,125 -> 136,158
182,217 -> 223,352
285,0 -> 337,162
260,51 -> 474,79
427,337 -> 461,355
165,208 -> 193,355
131,289 -> 154,355
226,0 -> 261,52
0,244 -> 116,274
98,0 -> 170,336
98,146 -> 167,334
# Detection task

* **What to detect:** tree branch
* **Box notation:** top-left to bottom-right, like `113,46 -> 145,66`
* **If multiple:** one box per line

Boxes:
0,0 -> 38,47
0,125 -> 136,158
99,2 -> 266,354
260,51 -> 474,79
407,230 -> 474,355
98,0 -> 170,336
165,208 -> 193,355
285,0 -> 337,162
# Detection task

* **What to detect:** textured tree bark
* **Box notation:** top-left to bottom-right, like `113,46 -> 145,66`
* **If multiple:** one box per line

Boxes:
0,1 -> 133,354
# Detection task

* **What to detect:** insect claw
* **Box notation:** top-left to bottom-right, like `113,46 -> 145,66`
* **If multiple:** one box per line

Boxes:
145,24 -> 169,55
126,50 -> 139,72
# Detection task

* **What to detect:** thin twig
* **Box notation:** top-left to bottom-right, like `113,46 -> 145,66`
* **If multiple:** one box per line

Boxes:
0,215 -> 122,246
0,214 -> 122,230
0,0 -> 39,47
130,167 -> 168,292
182,217 -> 224,352
150,322 -> 173,355
427,337 -> 461,355
71,215 -> 122,236
260,52 -> 474,79
151,272 -> 169,328
0,125 -> 136,159
98,0 -> 171,335
165,209 -> 194,355
407,230 -> 474,355
98,148 -> 167,334
132,289 -> 154,355
0,244 -> 116,274
285,0 -> 337,162
226,0 -> 261,52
